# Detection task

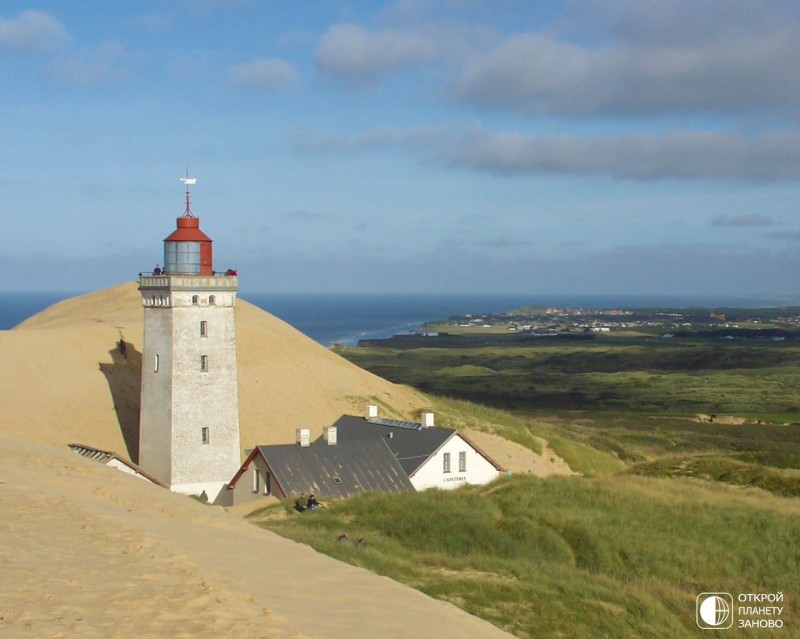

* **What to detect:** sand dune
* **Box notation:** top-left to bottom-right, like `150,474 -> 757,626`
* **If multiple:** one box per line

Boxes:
0,287 -> 515,637
4,282 -> 429,461
0,432 -> 514,638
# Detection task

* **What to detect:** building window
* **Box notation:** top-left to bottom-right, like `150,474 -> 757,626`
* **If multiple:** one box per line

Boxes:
459,451 -> 467,472
208,295 -> 216,305
192,295 -> 199,305
200,320 -> 207,337
253,468 -> 260,493
263,471 -> 270,495
443,452 -> 451,473
154,354 -> 159,372
200,355 -> 208,371
201,427 -> 210,444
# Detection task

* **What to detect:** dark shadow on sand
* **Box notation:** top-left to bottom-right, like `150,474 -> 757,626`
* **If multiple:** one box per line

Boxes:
99,338 -> 141,463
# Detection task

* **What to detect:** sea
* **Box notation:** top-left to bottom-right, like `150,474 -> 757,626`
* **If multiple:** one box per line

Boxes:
1,291 -> 797,347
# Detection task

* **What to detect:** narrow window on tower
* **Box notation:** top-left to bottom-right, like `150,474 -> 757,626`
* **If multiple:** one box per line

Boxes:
192,295 -> 199,305
154,354 -> 159,372
201,427 -> 210,444
200,320 -> 207,337
443,452 -> 451,473
200,355 -> 208,372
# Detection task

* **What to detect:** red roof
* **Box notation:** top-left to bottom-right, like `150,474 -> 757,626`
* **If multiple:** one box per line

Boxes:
164,216 -> 212,242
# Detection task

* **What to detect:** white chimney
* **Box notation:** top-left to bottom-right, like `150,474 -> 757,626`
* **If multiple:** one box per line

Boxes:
324,426 -> 337,446
421,412 -> 435,428
365,404 -> 379,419
296,428 -> 310,447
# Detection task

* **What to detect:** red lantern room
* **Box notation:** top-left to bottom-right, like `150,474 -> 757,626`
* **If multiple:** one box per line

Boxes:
163,177 -> 213,275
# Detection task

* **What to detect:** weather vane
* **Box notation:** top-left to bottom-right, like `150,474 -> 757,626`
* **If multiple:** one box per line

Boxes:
179,169 -> 196,217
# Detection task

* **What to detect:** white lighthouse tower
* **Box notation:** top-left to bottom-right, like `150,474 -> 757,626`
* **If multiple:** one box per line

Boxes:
138,177 -> 241,502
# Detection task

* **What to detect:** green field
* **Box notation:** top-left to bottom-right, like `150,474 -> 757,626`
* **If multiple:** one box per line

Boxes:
337,335 -> 800,494
250,325 -> 800,637
341,336 -> 800,417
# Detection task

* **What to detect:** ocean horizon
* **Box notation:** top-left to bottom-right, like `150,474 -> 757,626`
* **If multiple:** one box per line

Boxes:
2,290 -> 799,347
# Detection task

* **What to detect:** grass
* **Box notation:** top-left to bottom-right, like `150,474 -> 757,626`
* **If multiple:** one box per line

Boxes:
286,320 -> 800,636
337,336 -> 800,492
339,339 -> 800,418
630,454 -> 800,497
251,475 -> 800,638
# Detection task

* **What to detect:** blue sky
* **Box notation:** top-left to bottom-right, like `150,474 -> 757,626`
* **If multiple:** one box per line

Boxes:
2,0 -> 799,296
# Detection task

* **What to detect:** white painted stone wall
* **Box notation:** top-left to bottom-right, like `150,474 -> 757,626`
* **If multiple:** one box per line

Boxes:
105,458 -> 161,485
409,433 -> 499,491
139,305 -> 174,485
139,276 -> 241,497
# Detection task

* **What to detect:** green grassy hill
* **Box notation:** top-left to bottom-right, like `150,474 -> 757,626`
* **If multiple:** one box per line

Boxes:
247,331 -> 800,637
251,472 -> 799,638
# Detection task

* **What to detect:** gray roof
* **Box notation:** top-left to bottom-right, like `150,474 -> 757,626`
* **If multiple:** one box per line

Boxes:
332,415 -> 456,476
254,437 -> 414,499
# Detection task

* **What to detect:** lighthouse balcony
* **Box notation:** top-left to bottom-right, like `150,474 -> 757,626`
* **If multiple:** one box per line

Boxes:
138,273 -> 238,292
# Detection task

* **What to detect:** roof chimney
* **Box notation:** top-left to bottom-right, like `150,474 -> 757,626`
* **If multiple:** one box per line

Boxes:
365,404 -> 379,419
421,412 -> 435,428
324,426 -> 337,446
296,428 -> 310,447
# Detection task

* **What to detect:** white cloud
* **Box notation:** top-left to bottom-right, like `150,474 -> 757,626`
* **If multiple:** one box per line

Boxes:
291,127 -> 401,154
431,128 -> 800,182
0,10 -> 69,52
291,125 -> 800,182
228,57 -> 298,92
455,1 -> 800,116
315,23 -> 436,85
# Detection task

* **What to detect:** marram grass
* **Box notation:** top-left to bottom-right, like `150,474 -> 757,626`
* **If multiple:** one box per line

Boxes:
252,475 -> 800,639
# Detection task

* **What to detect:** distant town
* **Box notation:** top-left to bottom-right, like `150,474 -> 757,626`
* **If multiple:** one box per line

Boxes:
417,305 -> 800,340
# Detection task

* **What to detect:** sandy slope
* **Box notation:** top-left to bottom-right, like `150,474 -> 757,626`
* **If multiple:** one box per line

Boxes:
0,433 -> 514,639
4,282 -> 429,461
0,283 -> 549,637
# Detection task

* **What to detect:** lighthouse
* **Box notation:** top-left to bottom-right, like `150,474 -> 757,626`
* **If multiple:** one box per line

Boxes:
138,177 -> 241,502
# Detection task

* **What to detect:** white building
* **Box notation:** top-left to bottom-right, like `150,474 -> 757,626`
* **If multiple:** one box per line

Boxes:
331,408 -> 504,492
69,443 -> 166,487
138,179 -> 241,502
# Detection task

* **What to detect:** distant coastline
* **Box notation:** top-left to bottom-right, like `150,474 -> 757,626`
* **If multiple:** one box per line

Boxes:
3,290 -> 799,345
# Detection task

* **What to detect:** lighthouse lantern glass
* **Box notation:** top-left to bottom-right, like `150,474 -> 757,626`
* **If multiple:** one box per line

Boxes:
165,241 -> 201,274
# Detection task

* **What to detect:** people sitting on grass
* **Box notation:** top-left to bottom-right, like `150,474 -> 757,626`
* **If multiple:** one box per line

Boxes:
294,492 -> 323,512
306,494 -> 321,511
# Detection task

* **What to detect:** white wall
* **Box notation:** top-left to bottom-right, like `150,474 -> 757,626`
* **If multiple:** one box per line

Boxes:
169,290 -> 241,489
106,458 -> 161,486
171,480 -> 228,503
410,434 -> 499,491
139,303 -> 173,485
139,276 -> 242,494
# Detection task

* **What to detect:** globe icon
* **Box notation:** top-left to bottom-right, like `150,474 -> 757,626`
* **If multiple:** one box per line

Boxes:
699,595 -> 731,627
